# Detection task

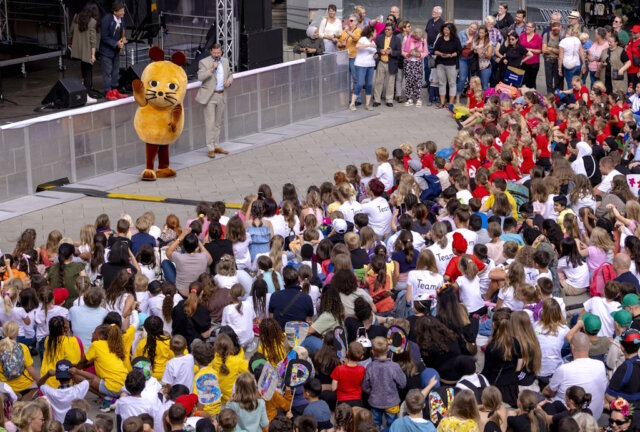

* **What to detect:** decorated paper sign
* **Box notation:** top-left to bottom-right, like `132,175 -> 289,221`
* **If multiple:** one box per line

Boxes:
194,372 -> 221,405
278,349 -> 298,378
284,359 -> 313,387
257,362 -> 278,401
387,326 -> 407,354
334,327 -> 347,360
627,175 -> 640,197
285,321 -> 309,347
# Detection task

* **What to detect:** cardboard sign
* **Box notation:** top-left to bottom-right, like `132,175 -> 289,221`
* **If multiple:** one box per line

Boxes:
285,321 -> 309,347
194,372 -> 221,405
284,359 -> 313,387
278,349 -> 297,378
334,327 -> 347,360
627,175 -> 640,197
387,326 -> 407,354
257,362 -> 279,401
503,66 -> 524,87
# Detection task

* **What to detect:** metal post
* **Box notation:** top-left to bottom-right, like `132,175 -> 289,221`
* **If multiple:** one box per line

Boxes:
0,0 -> 8,42
216,0 -> 236,70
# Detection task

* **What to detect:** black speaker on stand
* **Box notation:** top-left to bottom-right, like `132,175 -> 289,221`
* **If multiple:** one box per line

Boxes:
41,78 -> 87,109
238,0 -> 283,71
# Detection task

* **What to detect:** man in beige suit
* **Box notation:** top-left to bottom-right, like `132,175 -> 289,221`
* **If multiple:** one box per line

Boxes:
195,43 -> 233,158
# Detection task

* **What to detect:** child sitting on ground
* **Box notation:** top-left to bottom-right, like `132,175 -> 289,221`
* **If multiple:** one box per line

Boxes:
302,379 -> 332,430
161,335 -> 194,393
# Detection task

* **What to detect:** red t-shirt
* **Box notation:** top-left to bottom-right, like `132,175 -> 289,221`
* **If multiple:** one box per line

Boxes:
403,155 -> 411,172
596,133 -> 607,145
520,147 -> 535,174
445,254 -> 486,282
503,108 -> 514,115
547,106 -> 557,124
489,170 -> 508,182
573,85 -> 590,106
505,165 -> 521,181
330,364 -> 366,401
472,184 -> 490,199
479,142 -> 490,163
521,104 -> 533,117
626,39 -> 640,74
500,130 -> 510,144
611,105 -> 624,129
468,90 -> 485,110
558,120 -> 567,132
450,149 -> 459,162
421,153 -> 436,173
466,158 -> 481,179
536,135 -> 551,159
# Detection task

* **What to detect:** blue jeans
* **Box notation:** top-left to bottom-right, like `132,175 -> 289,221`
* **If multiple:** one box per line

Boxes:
161,259 -> 176,283
100,52 -> 120,91
457,57 -> 471,95
300,334 -> 323,354
349,58 -> 359,102
354,66 -> 374,96
589,70 -> 599,88
563,65 -> 581,88
372,408 -> 396,431
479,66 -> 492,90
17,336 -> 36,352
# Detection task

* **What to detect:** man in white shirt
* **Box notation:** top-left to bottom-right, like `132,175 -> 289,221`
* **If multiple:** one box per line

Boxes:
361,178 -> 393,238
542,332 -> 607,420
595,156 -> 622,195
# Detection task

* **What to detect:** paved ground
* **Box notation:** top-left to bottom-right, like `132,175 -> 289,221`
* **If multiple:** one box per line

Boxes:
0,103 -> 457,251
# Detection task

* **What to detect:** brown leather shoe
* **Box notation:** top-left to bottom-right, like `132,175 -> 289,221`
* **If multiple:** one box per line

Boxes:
214,147 -> 229,155
208,151 -> 216,158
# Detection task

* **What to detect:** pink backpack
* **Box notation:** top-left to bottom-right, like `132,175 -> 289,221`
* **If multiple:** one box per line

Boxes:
590,263 -> 617,297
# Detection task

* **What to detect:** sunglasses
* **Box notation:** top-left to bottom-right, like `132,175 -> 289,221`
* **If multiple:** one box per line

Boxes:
610,418 -> 629,426
349,19 -> 355,22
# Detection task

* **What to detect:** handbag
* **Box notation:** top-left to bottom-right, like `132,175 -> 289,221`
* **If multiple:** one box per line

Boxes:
284,228 -> 296,251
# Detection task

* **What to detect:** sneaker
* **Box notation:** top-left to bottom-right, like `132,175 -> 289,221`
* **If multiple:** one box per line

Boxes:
416,100 -> 422,108
85,95 -> 97,105
355,101 -> 362,106
113,89 -> 128,99
349,103 -> 356,111
404,100 -> 413,106
365,104 -> 373,111
105,90 -> 118,101
99,397 -> 113,412
427,100 -> 433,106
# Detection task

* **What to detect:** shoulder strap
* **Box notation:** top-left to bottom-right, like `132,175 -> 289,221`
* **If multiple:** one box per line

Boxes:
276,290 -> 303,322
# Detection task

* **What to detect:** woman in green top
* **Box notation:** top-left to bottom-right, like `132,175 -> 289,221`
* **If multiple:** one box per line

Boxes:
301,285 -> 345,353
46,243 -> 86,307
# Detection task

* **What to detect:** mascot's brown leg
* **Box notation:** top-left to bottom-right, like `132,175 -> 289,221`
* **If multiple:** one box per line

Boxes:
156,145 -> 176,178
141,143 -> 158,181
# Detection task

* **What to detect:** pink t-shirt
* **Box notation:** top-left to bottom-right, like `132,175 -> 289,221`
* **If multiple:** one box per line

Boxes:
587,41 -> 609,71
519,32 -> 542,65
586,246 -> 606,272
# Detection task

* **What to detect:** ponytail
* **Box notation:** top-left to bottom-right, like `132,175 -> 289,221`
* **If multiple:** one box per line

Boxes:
161,283 -> 176,322
58,260 -> 66,289
2,288 -> 14,315
184,287 -> 200,317
230,284 -> 244,315
105,324 -> 125,360
404,239 -> 414,264
271,271 -> 280,291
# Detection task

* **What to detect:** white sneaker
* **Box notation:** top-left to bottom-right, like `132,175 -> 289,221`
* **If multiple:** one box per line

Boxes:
85,95 -> 97,105
404,100 -> 413,107
415,100 -> 422,108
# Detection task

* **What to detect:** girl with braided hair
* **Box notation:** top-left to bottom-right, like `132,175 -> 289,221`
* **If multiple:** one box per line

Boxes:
257,318 -> 287,366
212,332 -> 248,408
46,243 -> 86,307
35,288 -> 69,361
134,316 -> 172,381
40,316 -> 81,388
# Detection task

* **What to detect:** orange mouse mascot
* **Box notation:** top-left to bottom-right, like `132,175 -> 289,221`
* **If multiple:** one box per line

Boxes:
132,46 -> 187,181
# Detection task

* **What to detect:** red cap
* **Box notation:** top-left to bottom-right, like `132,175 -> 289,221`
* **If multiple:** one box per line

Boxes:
175,394 -> 198,415
632,25 -> 640,34
53,288 -> 69,306
452,232 -> 468,254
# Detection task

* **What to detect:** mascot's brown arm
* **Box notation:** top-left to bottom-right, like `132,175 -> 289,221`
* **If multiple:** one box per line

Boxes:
132,79 -> 148,107
169,104 -> 183,132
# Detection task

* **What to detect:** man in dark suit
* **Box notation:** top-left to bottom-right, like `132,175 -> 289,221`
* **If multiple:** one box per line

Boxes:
99,0 -> 127,101
373,22 -> 402,107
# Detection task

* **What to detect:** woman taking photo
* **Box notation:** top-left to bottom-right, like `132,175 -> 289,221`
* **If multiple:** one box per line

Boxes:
456,21 -> 477,105
434,22 -> 461,108
69,1 -> 100,103
318,4 -> 342,54
401,27 -> 428,107
519,22 -> 542,89
349,25 -> 376,111
473,25 -> 494,90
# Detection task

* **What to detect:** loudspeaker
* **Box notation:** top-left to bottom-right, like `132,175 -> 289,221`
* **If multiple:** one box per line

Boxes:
41,78 -> 87,108
119,63 -> 147,91
240,0 -> 271,32
239,28 -> 283,71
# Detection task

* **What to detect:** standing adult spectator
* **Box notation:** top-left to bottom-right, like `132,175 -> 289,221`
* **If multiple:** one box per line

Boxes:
196,43 -> 233,159
293,26 -> 324,57
401,27 -> 428,107
319,5 -> 342,54
602,33 -> 629,94
389,5 -> 400,21
353,5 -> 369,28
558,29 -> 584,88
613,15 -> 630,46
587,28 -> 609,87
395,20 -> 412,103
485,15 -> 503,87
473,25 -> 494,90
496,30 -> 532,84
542,332 -> 607,420
338,15 -> 362,106
519,22 -> 542,89
456,21 -> 478,104
620,25 -> 640,90
373,23 -> 402,108
434,22 -> 461,108
69,1 -> 99,104
424,7 -> 444,89
566,11 -> 585,39
494,3 -> 514,35
99,0 -> 127,101
350,25 -> 376,111
509,9 -> 527,37
542,21 -> 564,93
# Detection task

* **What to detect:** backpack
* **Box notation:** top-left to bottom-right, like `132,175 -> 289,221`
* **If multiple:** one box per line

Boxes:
457,376 -> 489,404
590,263 -> 617,297
419,174 -> 442,203
505,182 -> 529,219
1,344 -> 24,381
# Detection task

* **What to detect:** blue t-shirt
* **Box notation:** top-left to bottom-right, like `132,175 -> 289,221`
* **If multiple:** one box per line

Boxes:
303,400 -> 333,430
131,232 -> 157,256
616,272 -> 640,294
268,286 -> 314,329
474,211 -> 488,229
391,249 -> 418,273
500,232 -> 524,246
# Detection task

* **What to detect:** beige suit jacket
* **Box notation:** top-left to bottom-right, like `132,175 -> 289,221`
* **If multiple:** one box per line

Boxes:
195,56 -> 233,105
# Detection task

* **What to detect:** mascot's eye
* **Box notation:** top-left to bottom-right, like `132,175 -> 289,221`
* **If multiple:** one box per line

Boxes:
149,80 -> 159,88
168,83 -> 178,91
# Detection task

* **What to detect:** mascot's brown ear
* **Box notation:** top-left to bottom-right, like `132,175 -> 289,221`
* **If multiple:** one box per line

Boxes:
171,52 -> 186,67
149,46 -> 165,62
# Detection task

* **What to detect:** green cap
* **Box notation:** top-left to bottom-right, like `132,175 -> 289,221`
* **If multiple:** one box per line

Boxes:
582,312 -> 601,334
622,294 -> 640,308
612,309 -> 633,327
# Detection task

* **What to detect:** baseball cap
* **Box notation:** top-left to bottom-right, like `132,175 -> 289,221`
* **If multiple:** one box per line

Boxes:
407,159 -> 422,172
414,292 -> 435,302
582,312 -> 602,334
620,328 -> 640,344
514,96 -> 525,105
623,293 -> 640,308
612,309 -> 633,328
332,218 -> 347,234
176,393 -> 198,416
55,360 -> 73,381
132,356 -> 152,381
632,24 -> 640,34
63,409 -> 86,431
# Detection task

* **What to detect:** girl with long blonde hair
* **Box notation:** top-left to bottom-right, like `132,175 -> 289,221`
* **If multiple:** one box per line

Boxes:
510,311 -> 541,390
225,373 -> 269,432
0,321 -> 39,397
577,226 -> 614,275
534,298 -> 568,386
